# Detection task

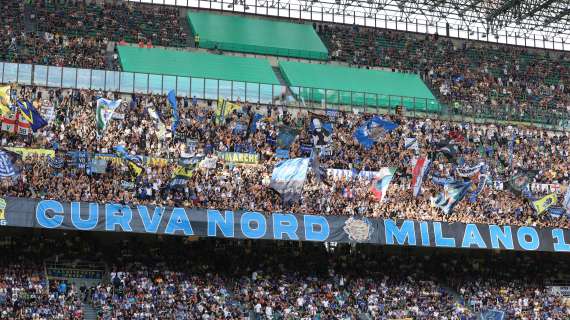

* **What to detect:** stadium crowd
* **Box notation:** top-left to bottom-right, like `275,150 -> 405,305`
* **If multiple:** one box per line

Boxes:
1,233 -> 569,319
318,24 -> 570,124
0,86 -> 568,230
0,1 -> 568,125
0,0 -> 187,70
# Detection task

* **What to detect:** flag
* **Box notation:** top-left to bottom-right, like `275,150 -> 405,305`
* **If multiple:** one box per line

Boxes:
0,86 -> 12,116
127,160 -> 143,178
410,157 -> 431,197
370,167 -> 396,202
456,162 -> 485,177
16,99 -> 47,132
248,113 -> 263,134
47,155 -> 65,169
276,126 -> 299,149
96,98 -> 122,136
172,163 -> 196,179
432,181 -> 471,214
216,98 -> 241,124
148,107 -> 167,139
88,159 -> 107,174
404,137 -> 419,152
310,148 -> 328,185
167,90 -> 179,133
548,207 -> 566,218
353,116 -> 398,150
508,171 -> 537,195
437,140 -> 459,160
0,149 -> 20,177
2,111 -> 31,135
563,185 -> 570,213
270,158 -> 310,204
533,193 -> 557,214
309,112 -> 333,146
448,130 -> 464,142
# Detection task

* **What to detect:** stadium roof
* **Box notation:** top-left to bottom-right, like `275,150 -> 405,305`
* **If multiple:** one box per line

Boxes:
132,0 -> 570,51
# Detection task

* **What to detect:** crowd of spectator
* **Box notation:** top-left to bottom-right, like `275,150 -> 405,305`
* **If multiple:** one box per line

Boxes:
1,233 -> 569,319
317,24 -> 570,124
0,0 -> 188,70
0,265 -> 83,319
0,86 -> 569,231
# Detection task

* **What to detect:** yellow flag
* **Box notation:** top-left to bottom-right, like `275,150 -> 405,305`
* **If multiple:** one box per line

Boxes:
172,164 -> 195,178
0,86 -> 12,116
533,193 -> 557,214
127,160 -> 143,177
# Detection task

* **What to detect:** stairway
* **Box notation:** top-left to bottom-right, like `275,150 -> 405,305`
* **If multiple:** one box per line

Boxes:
83,303 -> 97,320
271,66 -> 296,103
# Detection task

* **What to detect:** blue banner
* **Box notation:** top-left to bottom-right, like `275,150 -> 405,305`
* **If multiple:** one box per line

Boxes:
3,197 -> 570,252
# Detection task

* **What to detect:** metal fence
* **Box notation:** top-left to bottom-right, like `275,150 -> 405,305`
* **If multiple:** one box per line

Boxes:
2,61 -> 569,131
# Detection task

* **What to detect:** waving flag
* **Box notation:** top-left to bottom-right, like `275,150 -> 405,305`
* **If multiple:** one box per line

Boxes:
456,162 -> 485,177
16,100 -> 47,132
310,148 -> 328,185
410,157 -> 431,197
0,149 -> 19,177
563,185 -> 570,213
96,98 -> 122,136
508,171 -> 537,196
0,86 -> 12,116
270,158 -> 310,204
370,167 -> 396,202
404,137 -> 419,152
437,140 -> 459,160
533,193 -> 557,214
353,116 -> 398,150
2,111 -> 31,135
276,126 -> 299,149
309,112 -> 333,146
432,181 -> 471,214
167,90 -> 179,133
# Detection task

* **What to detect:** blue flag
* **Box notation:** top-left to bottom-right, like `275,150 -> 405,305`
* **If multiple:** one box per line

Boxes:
433,180 -> 471,214
167,90 -> 179,133
16,99 -> 48,132
270,158 -> 310,204
276,126 -> 299,149
0,149 -> 19,177
249,113 -> 263,134
353,116 -> 398,149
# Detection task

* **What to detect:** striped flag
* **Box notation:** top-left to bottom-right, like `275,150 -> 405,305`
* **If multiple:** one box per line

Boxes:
410,157 -> 431,197
370,167 -> 396,202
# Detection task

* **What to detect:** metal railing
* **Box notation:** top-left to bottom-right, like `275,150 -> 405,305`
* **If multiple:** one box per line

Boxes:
2,61 -> 569,131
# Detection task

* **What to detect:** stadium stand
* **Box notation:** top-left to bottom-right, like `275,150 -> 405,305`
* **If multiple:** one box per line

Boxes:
1,231 -> 569,319
186,11 -> 329,60
0,86 -> 567,230
278,60 -> 440,110
1,0 -> 570,318
317,24 -> 570,124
